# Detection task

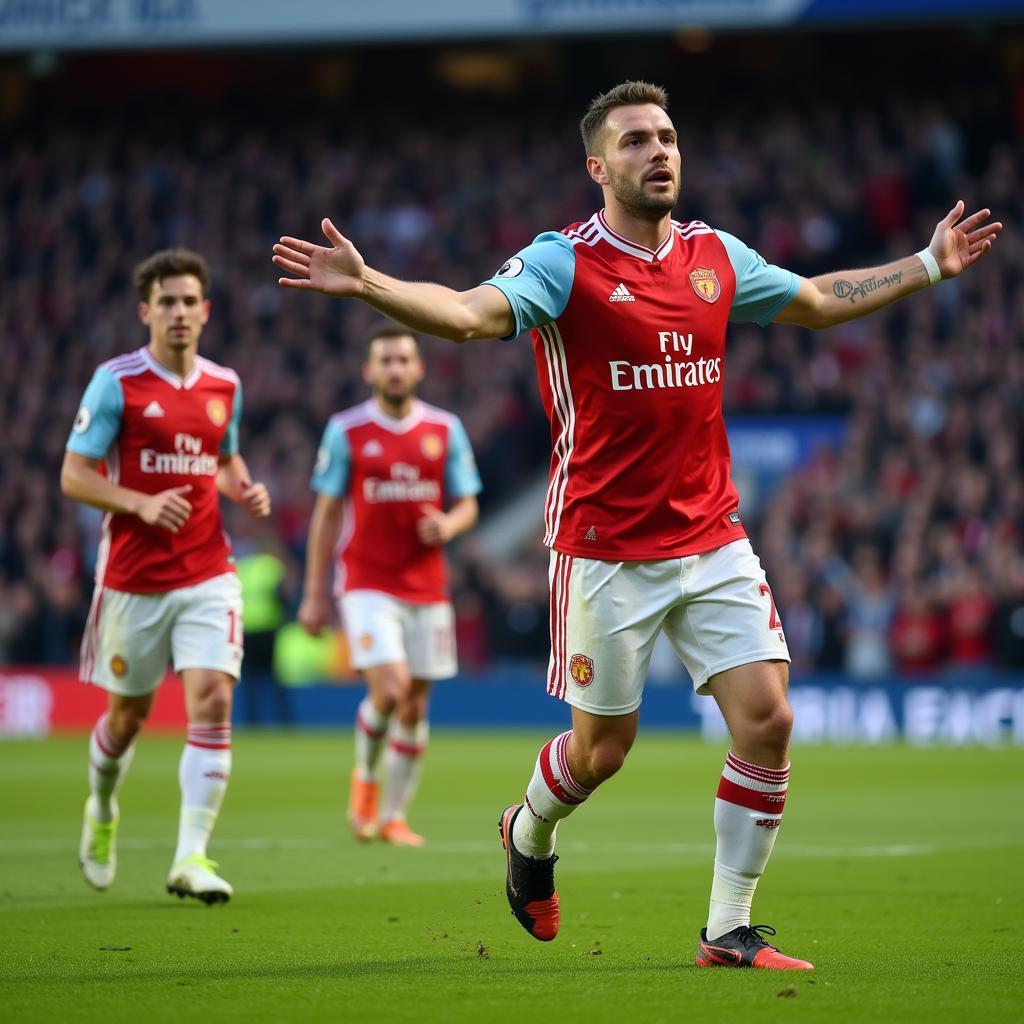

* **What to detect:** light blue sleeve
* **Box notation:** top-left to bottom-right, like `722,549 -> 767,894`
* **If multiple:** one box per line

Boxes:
220,380 -> 242,457
310,419 -> 351,498
66,367 -> 123,459
481,232 -> 576,340
717,230 -> 800,327
444,417 -> 482,499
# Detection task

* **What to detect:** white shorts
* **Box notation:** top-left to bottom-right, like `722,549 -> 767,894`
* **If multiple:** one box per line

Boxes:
340,590 -> 457,680
81,572 -> 244,697
547,539 -> 790,716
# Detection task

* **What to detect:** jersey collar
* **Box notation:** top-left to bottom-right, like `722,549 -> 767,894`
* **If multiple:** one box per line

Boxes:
141,347 -> 202,390
595,209 -> 675,263
365,398 -> 424,434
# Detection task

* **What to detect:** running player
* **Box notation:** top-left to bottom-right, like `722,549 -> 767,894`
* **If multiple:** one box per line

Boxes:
298,324 -> 481,846
62,248 -> 271,903
272,82 -> 1001,967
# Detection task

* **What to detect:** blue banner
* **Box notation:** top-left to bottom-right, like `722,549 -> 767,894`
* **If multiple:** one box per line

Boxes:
250,670 -> 1024,746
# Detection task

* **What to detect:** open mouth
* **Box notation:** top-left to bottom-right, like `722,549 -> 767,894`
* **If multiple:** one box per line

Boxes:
646,170 -> 673,185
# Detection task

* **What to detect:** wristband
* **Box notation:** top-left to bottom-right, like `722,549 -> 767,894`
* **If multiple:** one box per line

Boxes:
916,247 -> 942,285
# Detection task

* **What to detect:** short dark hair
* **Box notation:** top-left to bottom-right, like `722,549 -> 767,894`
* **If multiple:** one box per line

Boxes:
132,248 -> 210,302
366,321 -> 419,354
580,81 -> 669,156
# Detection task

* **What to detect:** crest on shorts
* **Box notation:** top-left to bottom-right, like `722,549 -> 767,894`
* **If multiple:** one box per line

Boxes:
569,653 -> 594,688
206,398 -> 227,426
421,434 -> 443,460
689,267 -> 721,303
359,633 -> 374,651
110,655 -> 128,678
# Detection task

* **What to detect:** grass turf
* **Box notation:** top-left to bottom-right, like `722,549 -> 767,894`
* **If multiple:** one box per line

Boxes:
1,731 -> 1022,1023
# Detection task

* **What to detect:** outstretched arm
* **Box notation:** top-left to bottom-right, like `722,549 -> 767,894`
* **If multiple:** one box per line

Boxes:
774,201 -> 1002,330
273,218 -> 515,342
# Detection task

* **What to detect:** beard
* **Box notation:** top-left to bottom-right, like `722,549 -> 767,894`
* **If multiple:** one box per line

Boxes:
607,167 -> 680,220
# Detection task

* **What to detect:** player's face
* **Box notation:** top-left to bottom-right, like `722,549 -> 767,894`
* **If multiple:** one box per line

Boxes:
139,274 -> 210,353
592,104 -> 681,218
364,336 -> 424,404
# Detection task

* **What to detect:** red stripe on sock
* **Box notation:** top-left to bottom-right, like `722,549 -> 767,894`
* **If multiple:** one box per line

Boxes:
726,753 -> 789,783
538,739 -> 584,806
93,718 -> 127,759
356,713 -> 387,740
717,776 -> 788,814
388,740 -> 425,757
554,732 -> 590,801
187,740 -> 232,750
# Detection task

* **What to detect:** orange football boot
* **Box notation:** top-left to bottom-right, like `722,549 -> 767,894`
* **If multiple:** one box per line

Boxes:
379,818 -> 426,847
695,925 -> 814,970
347,771 -> 379,842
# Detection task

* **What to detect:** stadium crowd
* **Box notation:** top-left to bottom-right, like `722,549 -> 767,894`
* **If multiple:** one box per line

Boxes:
2,61 -> 1022,678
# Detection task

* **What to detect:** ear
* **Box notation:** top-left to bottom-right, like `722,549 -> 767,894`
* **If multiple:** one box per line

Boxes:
138,301 -> 150,326
361,361 -> 372,386
587,154 -> 609,187
200,298 -> 211,325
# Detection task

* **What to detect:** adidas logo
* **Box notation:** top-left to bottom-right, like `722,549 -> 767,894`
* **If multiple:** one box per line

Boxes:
609,283 -> 635,302
142,400 -> 165,418
361,439 -> 384,457
585,526 -> 598,541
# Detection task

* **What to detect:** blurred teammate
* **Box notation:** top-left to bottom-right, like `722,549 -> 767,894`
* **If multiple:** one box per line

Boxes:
273,82 -> 1000,966
298,324 -> 481,846
62,248 -> 270,903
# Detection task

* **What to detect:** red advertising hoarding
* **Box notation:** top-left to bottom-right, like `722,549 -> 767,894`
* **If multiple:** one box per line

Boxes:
0,668 -> 188,737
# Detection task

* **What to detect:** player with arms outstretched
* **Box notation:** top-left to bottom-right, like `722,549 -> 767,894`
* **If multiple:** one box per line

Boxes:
298,324 -> 481,846
273,82 -> 1000,967
62,248 -> 270,903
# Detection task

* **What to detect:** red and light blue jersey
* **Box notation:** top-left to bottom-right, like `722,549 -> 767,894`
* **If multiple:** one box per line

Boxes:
482,209 -> 799,560
311,399 -> 482,604
66,346 -> 241,594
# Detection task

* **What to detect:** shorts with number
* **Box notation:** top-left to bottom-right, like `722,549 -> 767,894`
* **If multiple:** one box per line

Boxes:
81,572 -> 244,697
547,539 -> 790,716
340,590 -> 457,680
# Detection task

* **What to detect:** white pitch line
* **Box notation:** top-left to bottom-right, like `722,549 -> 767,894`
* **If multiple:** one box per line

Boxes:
0,837 -> 1018,857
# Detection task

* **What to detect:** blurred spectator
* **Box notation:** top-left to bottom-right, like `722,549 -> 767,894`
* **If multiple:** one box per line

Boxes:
0,47 -> 1020,680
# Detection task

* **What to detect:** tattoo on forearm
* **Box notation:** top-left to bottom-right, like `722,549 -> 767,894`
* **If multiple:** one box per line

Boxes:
832,271 -> 902,304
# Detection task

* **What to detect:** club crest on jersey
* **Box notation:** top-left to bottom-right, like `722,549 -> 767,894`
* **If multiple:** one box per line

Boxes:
110,655 -> 128,678
421,434 -> 443,460
569,653 -> 594,688
206,398 -> 227,426
689,267 -> 721,303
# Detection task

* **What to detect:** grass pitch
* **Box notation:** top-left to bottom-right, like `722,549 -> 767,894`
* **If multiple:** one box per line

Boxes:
1,731 -> 1022,1023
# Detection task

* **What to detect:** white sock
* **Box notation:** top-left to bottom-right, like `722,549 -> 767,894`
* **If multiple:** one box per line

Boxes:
706,752 -> 789,940
88,714 -> 135,823
512,730 -> 592,859
381,720 -> 428,823
355,697 -> 390,782
173,723 -> 231,864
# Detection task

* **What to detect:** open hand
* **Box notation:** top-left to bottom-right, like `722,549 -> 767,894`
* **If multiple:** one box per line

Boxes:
273,219 -> 366,296
929,201 -> 1002,279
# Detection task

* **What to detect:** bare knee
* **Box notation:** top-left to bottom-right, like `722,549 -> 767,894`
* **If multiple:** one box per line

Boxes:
366,665 -> 411,715
107,703 -> 149,744
396,683 -> 429,728
189,680 -> 234,723
572,735 -> 632,788
736,701 -> 793,762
